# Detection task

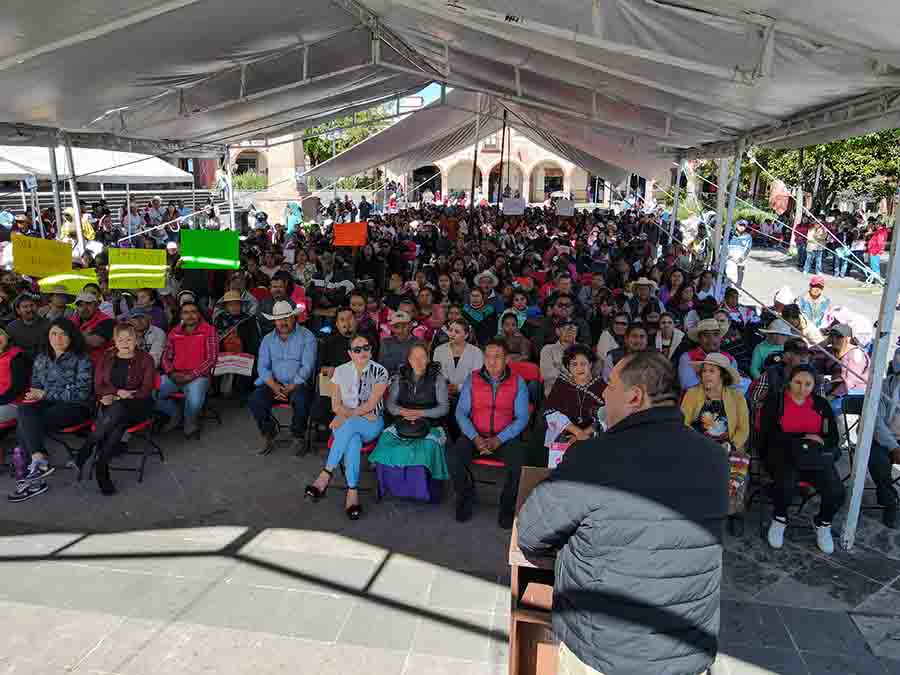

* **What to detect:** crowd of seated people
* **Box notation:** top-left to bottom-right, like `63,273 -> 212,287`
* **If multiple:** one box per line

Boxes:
0,200 -> 895,550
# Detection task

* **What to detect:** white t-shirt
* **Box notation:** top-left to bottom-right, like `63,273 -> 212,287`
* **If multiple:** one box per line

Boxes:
331,360 -> 389,415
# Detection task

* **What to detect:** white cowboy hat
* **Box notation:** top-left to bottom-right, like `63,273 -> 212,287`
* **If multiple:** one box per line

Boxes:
759,319 -> 796,337
687,318 -> 728,342
692,352 -> 741,387
773,285 -> 795,305
473,270 -> 499,288
262,300 -> 299,321
629,277 -> 658,293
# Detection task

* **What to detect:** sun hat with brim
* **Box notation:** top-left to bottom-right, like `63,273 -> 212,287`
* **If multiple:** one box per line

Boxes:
261,300 -> 299,321
44,284 -> 76,302
688,318 -> 728,342
473,270 -> 499,288
628,277 -> 658,293
74,291 -> 98,305
692,352 -> 741,386
221,290 -> 242,304
759,319 -> 795,337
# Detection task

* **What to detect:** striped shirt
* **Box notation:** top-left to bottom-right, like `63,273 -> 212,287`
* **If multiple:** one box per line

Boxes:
332,360 -> 389,416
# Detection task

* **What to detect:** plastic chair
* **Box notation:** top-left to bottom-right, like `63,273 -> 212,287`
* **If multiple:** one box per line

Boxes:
508,360 -> 542,427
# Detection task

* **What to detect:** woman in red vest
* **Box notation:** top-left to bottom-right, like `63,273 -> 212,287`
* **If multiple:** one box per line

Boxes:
0,326 -> 30,426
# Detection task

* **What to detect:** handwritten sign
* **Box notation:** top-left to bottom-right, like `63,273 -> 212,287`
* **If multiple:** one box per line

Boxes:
334,221 -> 367,247
213,353 -> 255,377
12,234 -> 72,278
109,248 -> 167,289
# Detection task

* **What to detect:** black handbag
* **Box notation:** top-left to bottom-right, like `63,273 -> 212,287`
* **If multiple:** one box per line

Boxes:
789,437 -> 833,472
395,417 -> 431,439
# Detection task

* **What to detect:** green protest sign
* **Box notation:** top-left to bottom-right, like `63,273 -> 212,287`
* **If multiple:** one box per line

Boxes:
180,230 -> 240,270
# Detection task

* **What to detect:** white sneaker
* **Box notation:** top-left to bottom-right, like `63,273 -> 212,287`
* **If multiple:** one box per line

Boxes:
815,523 -> 835,555
767,518 -> 786,549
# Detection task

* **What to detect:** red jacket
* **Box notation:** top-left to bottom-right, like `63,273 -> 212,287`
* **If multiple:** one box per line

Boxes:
867,227 -> 889,256
162,320 -> 219,381
95,350 -> 156,400
470,367 -> 518,437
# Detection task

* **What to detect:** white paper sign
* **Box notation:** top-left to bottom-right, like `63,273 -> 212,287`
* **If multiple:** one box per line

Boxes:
213,353 -> 255,377
557,199 -> 574,217
282,247 -> 296,263
502,198 -> 526,216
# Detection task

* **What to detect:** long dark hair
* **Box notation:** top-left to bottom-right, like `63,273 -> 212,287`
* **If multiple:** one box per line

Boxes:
45,318 -> 85,357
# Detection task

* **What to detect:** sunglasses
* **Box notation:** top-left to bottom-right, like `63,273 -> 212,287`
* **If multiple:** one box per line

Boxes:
350,345 -> 372,354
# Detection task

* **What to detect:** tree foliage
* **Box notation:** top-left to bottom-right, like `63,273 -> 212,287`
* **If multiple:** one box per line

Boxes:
752,130 -> 900,212
303,107 -> 392,170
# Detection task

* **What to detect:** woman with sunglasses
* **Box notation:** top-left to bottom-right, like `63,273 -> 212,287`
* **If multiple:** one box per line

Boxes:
305,334 -> 389,520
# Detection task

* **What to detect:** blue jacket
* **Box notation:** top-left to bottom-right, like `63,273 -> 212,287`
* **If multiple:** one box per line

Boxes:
255,325 -> 317,387
32,351 -> 93,404
728,232 -> 753,263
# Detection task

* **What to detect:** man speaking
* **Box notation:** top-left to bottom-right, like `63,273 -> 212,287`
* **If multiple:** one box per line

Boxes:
517,351 -> 728,675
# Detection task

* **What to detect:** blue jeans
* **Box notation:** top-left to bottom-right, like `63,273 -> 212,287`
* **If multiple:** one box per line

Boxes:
156,375 -> 209,420
247,383 -> 309,436
834,257 -> 849,278
868,254 -> 882,282
326,416 -> 384,488
803,249 -> 823,274
796,241 -> 807,269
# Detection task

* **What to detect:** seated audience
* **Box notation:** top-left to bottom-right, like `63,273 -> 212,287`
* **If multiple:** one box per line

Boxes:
0,326 -> 30,424
71,291 -> 115,369
7,292 -> 48,356
128,308 -> 166,367
540,319 -> 579,395
751,319 -> 793,378
379,310 -> 418,374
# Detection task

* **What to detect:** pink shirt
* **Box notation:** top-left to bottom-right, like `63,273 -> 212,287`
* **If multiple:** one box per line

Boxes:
835,347 -> 870,396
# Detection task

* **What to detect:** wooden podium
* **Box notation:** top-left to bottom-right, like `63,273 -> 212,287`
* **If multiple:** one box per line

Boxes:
508,467 -> 558,675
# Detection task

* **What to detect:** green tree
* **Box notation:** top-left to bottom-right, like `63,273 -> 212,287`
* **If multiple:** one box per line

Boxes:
304,107 -> 392,169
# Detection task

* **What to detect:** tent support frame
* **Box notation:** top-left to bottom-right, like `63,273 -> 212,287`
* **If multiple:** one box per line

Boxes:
715,137 -> 745,298
62,132 -> 85,254
670,158 -> 684,238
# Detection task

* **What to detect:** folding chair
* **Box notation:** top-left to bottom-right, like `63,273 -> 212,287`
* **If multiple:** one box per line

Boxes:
508,360 -> 542,432
83,417 -> 163,483
746,448 -> 819,538
0,418 -> 17,477
261,401 -> 309,456
47,419 -> 94,465
840,393 -> 865,451
165,378 -> 223,427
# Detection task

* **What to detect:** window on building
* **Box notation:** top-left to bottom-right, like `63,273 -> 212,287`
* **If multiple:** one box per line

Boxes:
482,133 -> 499,151
235,155 -> 258,174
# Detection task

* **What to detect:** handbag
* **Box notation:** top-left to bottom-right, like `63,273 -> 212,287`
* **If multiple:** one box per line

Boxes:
395,417 -> 431,439
789,437 -> 833,472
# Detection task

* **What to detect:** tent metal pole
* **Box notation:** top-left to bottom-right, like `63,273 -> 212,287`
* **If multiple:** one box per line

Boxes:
19,182 -> 28,214
469,94 -> 482,224
670,159 -> 684,239
48,145 -> 62,234
498,109 -> 507,211
32,190 -> 44,239
100,182 -> 105,200
62,133 -> 85,254
225,148 -> 236,230
383,164 -> 388,213
715,137 -> 745,298
714,158 -> 728,254
841,186 -> 900,550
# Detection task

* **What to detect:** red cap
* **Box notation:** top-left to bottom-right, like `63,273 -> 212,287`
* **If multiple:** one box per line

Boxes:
809,275 -> 825,288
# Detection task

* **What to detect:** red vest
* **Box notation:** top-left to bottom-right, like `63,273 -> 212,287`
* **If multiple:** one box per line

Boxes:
0,346 -> 23,399
470,367 -> 518,437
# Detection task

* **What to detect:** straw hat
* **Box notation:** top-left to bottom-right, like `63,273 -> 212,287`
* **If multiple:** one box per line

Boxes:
759,319 -> 795,337
692,352 -> 741,387
473,270 -> 499,288
222,290 -> 242,304
629,277 -> 658,294
45,284 -> 75,302
261,300 -> 299,321
688,318 -> 728,342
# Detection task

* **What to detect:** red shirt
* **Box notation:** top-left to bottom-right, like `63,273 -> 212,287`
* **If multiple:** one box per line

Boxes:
780,391 -> 822,435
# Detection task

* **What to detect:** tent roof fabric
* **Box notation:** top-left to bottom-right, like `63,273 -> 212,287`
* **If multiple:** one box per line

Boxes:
0,146 -> 194,184
0,0 -> 896,169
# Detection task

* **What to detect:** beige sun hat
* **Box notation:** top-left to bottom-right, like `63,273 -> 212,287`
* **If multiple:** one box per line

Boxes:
692,351 -> 741,386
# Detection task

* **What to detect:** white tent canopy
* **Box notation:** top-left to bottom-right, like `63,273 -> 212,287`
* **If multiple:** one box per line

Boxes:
0,146 -> 194,184
304,89 -> 670,185
0,1 -> 897,160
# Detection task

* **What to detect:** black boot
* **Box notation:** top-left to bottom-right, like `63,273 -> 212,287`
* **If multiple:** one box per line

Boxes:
95,463 -> 117,496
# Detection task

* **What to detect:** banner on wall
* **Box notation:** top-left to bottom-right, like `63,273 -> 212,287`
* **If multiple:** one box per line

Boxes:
12,234 -> 72,278
334,221 -> 367,247
108,249 -> 167,289
180,230 -> 240,269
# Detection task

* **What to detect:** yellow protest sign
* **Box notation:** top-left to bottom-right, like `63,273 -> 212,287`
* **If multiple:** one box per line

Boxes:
37,269 -> 98,296
109,249 -> 167,289
12,234 -> 73,278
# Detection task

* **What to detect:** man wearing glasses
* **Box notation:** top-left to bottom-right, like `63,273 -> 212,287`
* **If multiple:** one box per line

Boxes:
529,295 -> 590,354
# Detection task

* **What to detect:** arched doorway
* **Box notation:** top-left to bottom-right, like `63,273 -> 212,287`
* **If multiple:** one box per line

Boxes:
488,162 -> 524,202
411,165 -> 441,202
529,161 -> 564,202
446,161 -> 483,198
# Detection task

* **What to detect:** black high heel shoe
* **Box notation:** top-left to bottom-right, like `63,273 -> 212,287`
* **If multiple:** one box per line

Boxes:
305,468 -> 332,501
346,503 -> 362,521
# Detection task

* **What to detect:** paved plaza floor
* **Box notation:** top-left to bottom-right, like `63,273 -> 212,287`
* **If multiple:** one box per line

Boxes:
0,249 -> 898,675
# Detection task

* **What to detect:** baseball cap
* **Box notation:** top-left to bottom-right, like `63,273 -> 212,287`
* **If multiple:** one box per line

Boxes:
74,291 -> 98,304
829,323 -> 852,338
809,276 -> 826,288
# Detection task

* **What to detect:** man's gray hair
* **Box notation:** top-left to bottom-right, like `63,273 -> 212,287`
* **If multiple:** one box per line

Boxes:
619,351 -> 680,405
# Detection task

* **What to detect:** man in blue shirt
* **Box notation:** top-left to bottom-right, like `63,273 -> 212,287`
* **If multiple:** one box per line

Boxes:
447,338 -> 531,529
248,300 -> 317,455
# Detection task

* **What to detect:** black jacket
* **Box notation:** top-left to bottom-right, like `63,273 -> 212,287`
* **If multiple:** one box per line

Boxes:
758,391 -> 839,468
517,406 -> 728,675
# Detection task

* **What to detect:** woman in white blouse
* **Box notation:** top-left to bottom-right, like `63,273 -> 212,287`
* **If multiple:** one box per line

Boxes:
305,334 -> 389,520
433,319 -> 484,397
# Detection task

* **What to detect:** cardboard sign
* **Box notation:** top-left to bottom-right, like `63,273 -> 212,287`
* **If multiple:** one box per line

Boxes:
556,199 -> 574,217
503,198 -> 526,215
334,221 -> 367,247
109,248 -> 167,289
213,352 -> 255,377
12,234 -> 73,278
180,230 -> 240,269
37,268 -> 98,296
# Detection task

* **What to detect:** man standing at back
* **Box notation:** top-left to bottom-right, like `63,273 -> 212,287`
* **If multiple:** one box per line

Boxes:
518,352 -> 728,675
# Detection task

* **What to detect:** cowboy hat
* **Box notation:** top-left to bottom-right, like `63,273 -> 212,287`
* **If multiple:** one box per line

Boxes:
261,300 -> 299,321
74,291 -> 98,305
692,352 -> 741,387
773,285 -> 795,305
688,318 -> 728,342
759,319 -> 795,337
473,270 -> 499,288
44,284 -> 76,302
221,290 -> 242,304
628,277 -> 658,293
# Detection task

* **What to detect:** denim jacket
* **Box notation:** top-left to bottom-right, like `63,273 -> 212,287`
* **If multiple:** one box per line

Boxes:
31,351 -> 93,404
